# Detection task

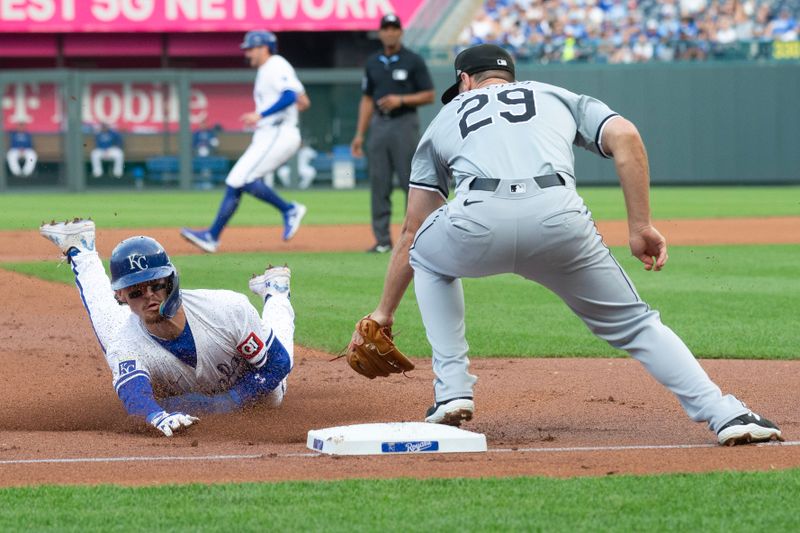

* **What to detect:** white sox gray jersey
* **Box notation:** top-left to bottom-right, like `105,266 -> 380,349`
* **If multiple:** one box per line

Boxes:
407,80 -> 751,434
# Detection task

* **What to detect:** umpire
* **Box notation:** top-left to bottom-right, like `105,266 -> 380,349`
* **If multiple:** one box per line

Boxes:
351,13 -> 434,253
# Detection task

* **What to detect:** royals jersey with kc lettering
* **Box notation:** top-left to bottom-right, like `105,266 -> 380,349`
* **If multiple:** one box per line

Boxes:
254,54 -> 305,128
409,80 -> 619,196
107,289 -> 276,399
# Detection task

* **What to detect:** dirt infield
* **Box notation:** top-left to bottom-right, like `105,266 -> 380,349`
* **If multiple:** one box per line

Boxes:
0,218 -> 798,487
2,216 -> 799,261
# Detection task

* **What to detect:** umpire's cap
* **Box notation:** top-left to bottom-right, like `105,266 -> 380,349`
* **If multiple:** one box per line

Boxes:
441,44 -> 515,104
379,13 -> 402,29
241,30 -> 278,53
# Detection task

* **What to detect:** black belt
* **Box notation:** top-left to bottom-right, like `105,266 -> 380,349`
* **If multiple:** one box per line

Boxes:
469,174 -> 565,191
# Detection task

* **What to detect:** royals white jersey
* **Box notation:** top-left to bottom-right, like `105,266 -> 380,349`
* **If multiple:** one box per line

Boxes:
254,54 -> 305,129
107,289 -> 276,399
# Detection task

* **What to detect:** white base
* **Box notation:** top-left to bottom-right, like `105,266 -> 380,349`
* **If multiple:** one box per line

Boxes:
307,422 -> 487,455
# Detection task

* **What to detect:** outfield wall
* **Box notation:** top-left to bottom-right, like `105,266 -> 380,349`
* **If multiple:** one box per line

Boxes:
424,61 -> 800,185
1,61 -> 798,190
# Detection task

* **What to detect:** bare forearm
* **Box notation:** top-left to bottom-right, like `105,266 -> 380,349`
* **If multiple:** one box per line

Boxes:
616,146 -> 651,229
374,228 -> 415,321
355,97 -> 373,137
603,119 -> 652,229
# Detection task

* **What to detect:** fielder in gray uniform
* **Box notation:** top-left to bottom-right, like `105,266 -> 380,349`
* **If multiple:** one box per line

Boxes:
358,44 -> 782,446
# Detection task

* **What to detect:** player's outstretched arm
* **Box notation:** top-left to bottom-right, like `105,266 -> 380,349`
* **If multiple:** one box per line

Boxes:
345,188 -> 443,378
160,392 -> 241,415
602,117 -> 668,271
116,371 -> 199,437
228,339 -> 292,406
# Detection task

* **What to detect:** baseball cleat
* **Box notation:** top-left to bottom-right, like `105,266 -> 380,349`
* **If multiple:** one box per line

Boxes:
717,411 -> 783,446
425,397 -> 474,427
282,203 -> 307,241
39,218 -> 96,255
180,228 -> 218,253
249,264 -> 291,299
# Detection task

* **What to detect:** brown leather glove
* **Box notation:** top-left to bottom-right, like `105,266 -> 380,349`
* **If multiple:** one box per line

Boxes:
346,317 -> 414,379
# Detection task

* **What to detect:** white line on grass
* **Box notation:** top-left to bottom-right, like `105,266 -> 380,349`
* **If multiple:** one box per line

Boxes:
0,441 -> 796,465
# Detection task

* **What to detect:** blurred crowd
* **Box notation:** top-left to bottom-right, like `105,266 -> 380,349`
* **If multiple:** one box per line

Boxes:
457,0 -> 800,63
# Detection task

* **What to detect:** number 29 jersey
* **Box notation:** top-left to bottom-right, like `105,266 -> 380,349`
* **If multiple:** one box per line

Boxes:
409,81 -> 619,196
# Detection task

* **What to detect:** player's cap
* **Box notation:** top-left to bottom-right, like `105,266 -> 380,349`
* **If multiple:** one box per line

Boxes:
441,44 -> 515,104
379,13 -> 402,29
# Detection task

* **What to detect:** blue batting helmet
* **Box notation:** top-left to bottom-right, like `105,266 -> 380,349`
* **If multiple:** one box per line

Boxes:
241,30 -> 277,53
110,236 -> 182,318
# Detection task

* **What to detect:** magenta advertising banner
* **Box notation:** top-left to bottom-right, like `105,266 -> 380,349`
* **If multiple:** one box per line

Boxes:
0,0 -> 424,32
3,82 -> 268,133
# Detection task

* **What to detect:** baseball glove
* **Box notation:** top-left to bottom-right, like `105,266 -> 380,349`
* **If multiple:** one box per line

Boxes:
344,317 -> 414,379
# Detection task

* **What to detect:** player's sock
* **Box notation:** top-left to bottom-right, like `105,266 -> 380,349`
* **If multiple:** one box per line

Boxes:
208,186 -> 243,240
242,179 -> 291,212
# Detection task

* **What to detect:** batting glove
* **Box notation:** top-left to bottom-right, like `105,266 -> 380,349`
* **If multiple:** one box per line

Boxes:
146,410 -> 199,437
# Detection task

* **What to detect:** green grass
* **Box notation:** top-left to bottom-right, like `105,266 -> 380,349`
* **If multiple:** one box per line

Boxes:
0,186 -> 797,230
1,470 -> 799,531
6,244 -> 798,359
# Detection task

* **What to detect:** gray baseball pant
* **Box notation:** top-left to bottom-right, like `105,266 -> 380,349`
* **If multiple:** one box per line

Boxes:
366,112 -> 419,247
409,177 -> 749,433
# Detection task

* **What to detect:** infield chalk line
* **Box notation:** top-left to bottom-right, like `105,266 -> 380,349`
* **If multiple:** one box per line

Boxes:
1,441 -> 797,465
0,454 -> 264,465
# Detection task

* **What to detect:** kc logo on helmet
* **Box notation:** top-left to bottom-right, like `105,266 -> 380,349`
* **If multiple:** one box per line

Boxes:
237,332 -> 264,358
127,253 -> 148,271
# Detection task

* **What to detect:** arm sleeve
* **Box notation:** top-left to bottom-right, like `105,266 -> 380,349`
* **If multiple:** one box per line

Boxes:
159,391 -> 240,415
411,56 -> 434,92
571,94 -> 619,158
116,374 -> 163,418
409,117 -> 450,199
361,67 -> 374,97
110,350 -> 161,418
260,89 -> 297,118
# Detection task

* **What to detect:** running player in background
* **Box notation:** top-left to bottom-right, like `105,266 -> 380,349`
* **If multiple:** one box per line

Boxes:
181,30 -> 309,253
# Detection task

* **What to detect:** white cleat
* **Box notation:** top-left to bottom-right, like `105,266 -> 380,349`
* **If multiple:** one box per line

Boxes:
39,218 -> 96,255
249,264 -> 291,299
